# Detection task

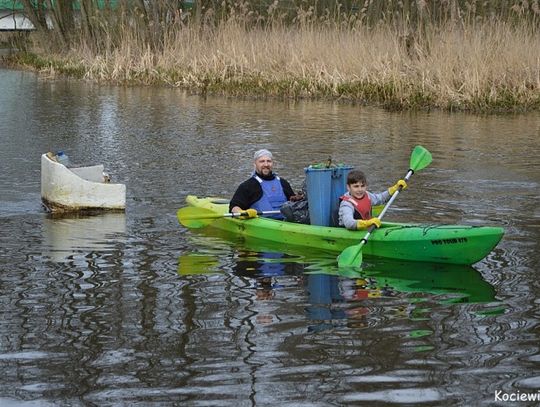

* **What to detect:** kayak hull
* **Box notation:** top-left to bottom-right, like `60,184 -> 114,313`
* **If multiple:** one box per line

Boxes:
181,196 -> 504,265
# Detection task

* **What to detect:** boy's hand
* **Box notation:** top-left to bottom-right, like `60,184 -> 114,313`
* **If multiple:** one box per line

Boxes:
388,179 -> 407,195
356,218 -> 381,229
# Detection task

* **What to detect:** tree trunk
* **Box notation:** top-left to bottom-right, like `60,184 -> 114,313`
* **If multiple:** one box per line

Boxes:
20,0 -> 49,33
44,0 -> 76,47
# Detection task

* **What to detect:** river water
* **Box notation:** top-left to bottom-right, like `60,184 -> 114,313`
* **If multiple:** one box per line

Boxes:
0,68 -> 539,406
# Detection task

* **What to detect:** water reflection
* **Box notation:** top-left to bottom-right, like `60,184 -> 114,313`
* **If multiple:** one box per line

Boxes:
178,253 -> 221,275
306,259 -> 496,304
42,212 -> 126,262
178,226 -> 497,335
304,258 -> 499,333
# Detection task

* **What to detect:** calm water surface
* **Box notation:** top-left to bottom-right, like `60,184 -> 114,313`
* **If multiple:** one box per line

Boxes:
0,68 -> 539,406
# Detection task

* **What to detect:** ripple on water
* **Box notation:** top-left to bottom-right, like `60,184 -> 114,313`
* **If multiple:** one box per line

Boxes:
342,387 -> 443,403
515,375 -> 540,389
0,398 -> 59,407
0,351 -> 63,361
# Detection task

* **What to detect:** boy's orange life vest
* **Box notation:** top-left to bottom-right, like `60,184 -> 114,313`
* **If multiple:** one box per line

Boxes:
340,194 -> 372,220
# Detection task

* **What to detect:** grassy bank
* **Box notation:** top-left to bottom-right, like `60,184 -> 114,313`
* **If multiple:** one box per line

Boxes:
5,2 -> 540,113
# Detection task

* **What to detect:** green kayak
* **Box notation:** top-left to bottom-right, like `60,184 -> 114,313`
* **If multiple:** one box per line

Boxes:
179,195 -> 504,266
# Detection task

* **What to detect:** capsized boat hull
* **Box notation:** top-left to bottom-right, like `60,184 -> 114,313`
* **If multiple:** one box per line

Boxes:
181,196 -> 504,265
41,153 -> 126,213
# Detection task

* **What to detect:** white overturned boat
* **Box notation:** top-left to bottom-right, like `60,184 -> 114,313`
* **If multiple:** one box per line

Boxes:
41,152 -> 126,213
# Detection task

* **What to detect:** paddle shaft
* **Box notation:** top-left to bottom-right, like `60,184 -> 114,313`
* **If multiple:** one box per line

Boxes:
181,209 -> 281,221
358,168 -> 414,246
227,210 -> 281,219
178,205 -> 284,229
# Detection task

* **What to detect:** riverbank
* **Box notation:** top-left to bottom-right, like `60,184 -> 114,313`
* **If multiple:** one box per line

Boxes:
3,19 -> 539,113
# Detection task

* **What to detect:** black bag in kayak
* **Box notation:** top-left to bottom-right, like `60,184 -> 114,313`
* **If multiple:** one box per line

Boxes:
280,198 -> 310,224
280,180 -> 310,224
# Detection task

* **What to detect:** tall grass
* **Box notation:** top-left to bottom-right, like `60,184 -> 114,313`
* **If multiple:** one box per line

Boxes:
12,0 -> 540,112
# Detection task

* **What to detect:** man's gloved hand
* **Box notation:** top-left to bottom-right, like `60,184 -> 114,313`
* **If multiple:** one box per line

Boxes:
239,208 -> 258,219
388,179 -> 407,195
356,217 -> 382,230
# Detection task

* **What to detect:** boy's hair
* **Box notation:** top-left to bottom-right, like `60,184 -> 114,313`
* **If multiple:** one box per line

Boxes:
347,170 -> 367,185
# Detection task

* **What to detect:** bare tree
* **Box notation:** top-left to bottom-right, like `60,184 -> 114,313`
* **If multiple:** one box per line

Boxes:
20,0 -> 49,33
20,0 -> 75,48
46,0 -> 75,47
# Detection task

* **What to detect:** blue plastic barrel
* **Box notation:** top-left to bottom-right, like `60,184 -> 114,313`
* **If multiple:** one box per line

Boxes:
330,165 -> 353,226
305,166 -> 333,226
305,165 -> 353,226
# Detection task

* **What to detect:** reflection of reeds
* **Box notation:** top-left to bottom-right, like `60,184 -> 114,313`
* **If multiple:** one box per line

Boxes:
13,0 -> 540,112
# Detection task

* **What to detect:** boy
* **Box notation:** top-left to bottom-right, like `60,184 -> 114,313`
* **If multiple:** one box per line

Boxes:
338,170 -> 407,230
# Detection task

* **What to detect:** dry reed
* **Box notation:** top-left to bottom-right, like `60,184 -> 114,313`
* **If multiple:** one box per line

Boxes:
11,0 -> 540,112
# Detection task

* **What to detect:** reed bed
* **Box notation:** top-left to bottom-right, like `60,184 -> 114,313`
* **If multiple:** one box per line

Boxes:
10,1 -> 540,112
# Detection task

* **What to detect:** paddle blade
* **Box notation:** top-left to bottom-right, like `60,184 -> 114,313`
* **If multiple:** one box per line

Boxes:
410,145 -> 432,172
177,207 -> 222,229
337,244 -> 363,268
